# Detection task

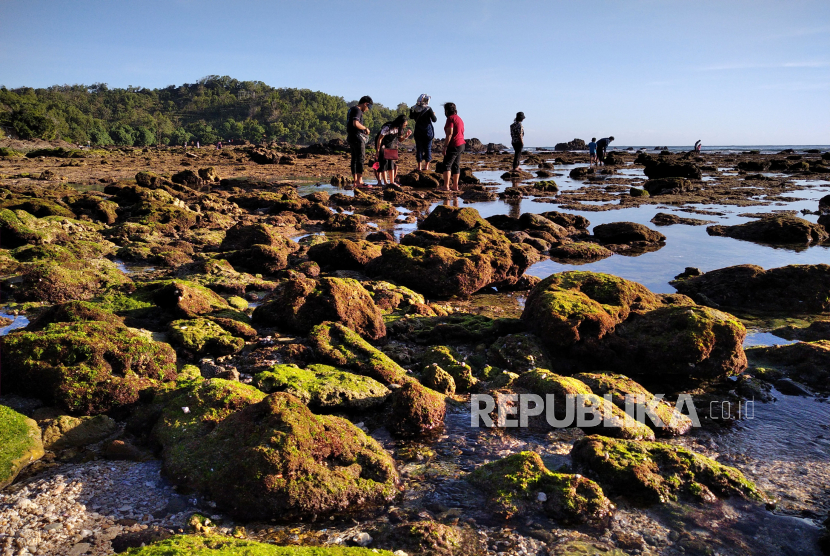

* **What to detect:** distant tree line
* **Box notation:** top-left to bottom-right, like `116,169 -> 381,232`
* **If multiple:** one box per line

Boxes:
0,75 -> 408,146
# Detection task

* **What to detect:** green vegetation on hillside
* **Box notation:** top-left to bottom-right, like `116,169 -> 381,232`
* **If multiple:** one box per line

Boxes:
0,75 -> 407,146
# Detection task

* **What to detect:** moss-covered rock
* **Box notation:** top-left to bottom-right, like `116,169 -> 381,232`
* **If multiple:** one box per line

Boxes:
605,305 -> 747,385
548,241 -> 614,262
162,392 -> 399,520
227,296 -> 248,310
513,370 -> 655,440
421,363 -> 456,395
26,300 -> 123,331
253,276 -> 386,340
175,258 -> 278,296
253,364 -> 390,410
127,279 -> 231,320
41,414 -> 118,451
571,435 -> 764,504
468,451 -> 613,524
11,251 -> 128,303
521,271 -> 662,348
1,322 -> 177,415
0,405 -> 44,490
168,318 -> 246,356
421,346 -> 477,392
573,373 -> 692,436
389,381 -> 446,437
362,281 -> 425,313
487,333 -> 550,373
307,239 -> 383,271
0,208 -> 68,247
366,205 -> 539,297
122,535 -> 395,555
707,214 -> 828,245
746,340 -> 830,392
309,322 -> 409,385
0,196 -> 76,218
593,222 -> 666,245
387,313 -> 525,344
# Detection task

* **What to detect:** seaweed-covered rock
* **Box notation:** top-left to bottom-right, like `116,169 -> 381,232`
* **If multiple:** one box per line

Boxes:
309,322 -> 409,385
389,381 -> 446,437
307,239 -> 383,271
593,222 -> 666,245
571,436 -> 763,504
367,206 -> 539,297
41,414 -> 118,451
421,363 -> 456,395
26,300 -> 123,331
168,318 -> 246,356
219,223 -> 296,251
387,313 -> 525,345
2,322 -> 177,415
747,340 -> 830,392
706,215 -> 828,245
142,279 -> 232,319
602,305 -> 747,386
513,370 -> 655,440
0,406 -> 44,490
643,177 -> 695,196
487,333 -> 550,373
421,346 -> 477,392
0,208 -> 69,247
13,255 -> 128,303
253,276 -> 385,340
468,451 -> 613,524
638,155 -> 702,180
253,364 -> 390,410
162,392 -> 399,520
521,271 -> 661,348
671,264 -> 830,314
549,241 -> 614,262
361,281 -> 425,313
539,211 -> 590,230
572,373 -> 692,436
121,535 -> 394,555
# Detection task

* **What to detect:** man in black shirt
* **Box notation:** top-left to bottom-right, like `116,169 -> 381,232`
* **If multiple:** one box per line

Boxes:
347,96 -> 373,187
596,136 -> 614,165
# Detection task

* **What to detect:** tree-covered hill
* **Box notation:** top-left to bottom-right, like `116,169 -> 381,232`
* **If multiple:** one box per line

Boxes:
0,75 -> 407,147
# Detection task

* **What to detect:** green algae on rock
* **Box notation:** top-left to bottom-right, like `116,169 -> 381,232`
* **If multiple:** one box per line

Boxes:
420,363 -> 456,395
548,241 -> 614,262
486,333 -> 550,373
0,405 -> 45,490
26,300 -> 124,331
162,392 -> 400,520
40,414 -> 118,451
571,435 -> 764,505
707,214 -> 828,245
253,276 -> 386,340
572,373 -> 692,436
421,346 -> 477,392
1,322 -> 177,415
521,271 -> 661,348
309,321 -> 409,385
168,318 -> 246,356
746,340 -> 830,392
253,364 -> 390,410
468,451 -> 614,524
122,535 -> 396,555
307,238 -> 383,271
389,381 -> 446,437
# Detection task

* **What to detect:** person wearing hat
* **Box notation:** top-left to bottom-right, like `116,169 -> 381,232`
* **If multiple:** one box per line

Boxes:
346,95 -> 373,187
409,94 -> 438,172
596,136 -> 615,166
510,112 -> 525,171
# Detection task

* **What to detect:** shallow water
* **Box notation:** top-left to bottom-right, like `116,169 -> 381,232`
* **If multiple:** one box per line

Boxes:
0,311 -> 29,335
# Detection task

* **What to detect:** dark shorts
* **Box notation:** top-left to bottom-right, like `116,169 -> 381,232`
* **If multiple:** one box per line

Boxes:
378,151 -> 396,173
349,138 -> 365,175
443,142 -> 465,175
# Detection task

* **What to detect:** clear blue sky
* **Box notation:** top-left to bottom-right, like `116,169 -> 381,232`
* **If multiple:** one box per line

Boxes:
1,0 -> 828,146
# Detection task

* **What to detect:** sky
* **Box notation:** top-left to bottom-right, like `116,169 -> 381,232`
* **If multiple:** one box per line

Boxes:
1,0 -> 829,146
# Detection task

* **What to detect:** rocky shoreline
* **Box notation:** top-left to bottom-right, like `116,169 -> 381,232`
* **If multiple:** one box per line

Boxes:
1,141 -> 829,556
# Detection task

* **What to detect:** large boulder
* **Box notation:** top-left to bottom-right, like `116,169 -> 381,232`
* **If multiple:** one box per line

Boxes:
219,223 -> 300,274
671,264 -> 830,314
572,436 -> 763,504
593,222 -> 666,245
366,206 -> 539,297
41,414 -> 118,451
307,239 -> 383,271
0,406 -> 44,490
167,318 -> 246,356
1,322 -> 177,415
643,177 -> 695,196
253,363 -> 390,410
389,381 -> 446,437
521,271 -> 662,348
12,251 -> 129,303
468,451 -> 613,524
706,215 -> 828,245
555,139 -> 587,151
252,276 -> 386,340
160,391 -> 400,521
637,154 -> 702,179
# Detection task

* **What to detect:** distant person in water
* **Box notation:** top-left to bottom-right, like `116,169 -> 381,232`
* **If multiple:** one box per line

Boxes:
510,112 -> 525,171
409,94 -> 437,172
440,102 -> 465,192
375,114 -> 412,187
588,137 -> 598,167
694,140 -> 702,153
346,95 -> 373,187
596,136 -> 614,165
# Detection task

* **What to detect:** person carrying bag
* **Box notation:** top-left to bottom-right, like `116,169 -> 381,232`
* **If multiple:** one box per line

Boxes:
374,114 -> 412,187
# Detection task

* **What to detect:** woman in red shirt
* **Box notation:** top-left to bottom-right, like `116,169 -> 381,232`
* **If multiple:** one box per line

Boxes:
440,102 -> 465,192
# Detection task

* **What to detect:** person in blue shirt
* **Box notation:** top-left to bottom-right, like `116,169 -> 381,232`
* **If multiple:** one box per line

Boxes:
588,137 -> 598,167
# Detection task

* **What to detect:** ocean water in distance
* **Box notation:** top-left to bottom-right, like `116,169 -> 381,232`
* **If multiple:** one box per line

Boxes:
529,144 -> 830,154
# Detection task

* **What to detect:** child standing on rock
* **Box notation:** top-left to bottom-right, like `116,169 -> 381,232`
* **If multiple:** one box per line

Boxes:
510,112 -> 525,171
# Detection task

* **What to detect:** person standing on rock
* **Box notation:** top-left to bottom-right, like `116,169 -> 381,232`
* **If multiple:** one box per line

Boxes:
588,137 -> 598,166
347,96 -> 373,187
694,139 -> 702,153
510,112 -> 525,171
440,102 -> 465,192
596,136 -> 614,165
409,94 -> 437,172
375,114 -> 412,187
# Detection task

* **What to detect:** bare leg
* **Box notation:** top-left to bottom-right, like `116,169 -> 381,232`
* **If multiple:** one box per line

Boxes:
451,173 -> 461,191
442,171 -> 451,190
425,162 -> 431,172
